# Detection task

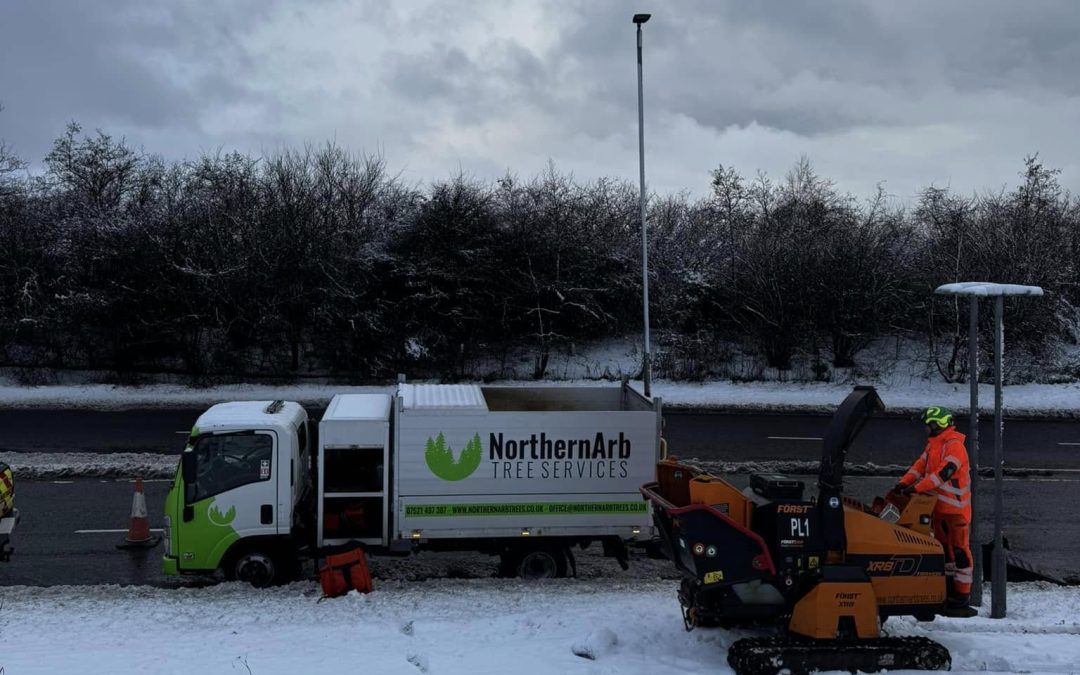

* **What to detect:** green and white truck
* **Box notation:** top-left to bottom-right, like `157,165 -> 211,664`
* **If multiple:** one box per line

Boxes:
162,380 -> 663,585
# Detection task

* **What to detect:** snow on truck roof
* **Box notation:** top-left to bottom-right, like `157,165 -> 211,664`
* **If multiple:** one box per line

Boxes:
399,384 -> 488,412
195,400 -> 306,431
323,394 -> 392,420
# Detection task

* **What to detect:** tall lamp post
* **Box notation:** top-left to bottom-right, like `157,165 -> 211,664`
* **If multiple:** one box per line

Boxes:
633,12 -> 652,397
934,282 -> 1043,618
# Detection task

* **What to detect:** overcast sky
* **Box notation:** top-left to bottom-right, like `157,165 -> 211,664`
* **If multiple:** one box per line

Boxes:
2,1 -> 1078,202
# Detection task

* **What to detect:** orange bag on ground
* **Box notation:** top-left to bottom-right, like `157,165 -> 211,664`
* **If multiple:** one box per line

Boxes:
319,547 -> 373,598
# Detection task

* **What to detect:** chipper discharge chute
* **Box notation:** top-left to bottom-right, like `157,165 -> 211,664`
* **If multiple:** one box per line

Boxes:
641,386 -> 956,675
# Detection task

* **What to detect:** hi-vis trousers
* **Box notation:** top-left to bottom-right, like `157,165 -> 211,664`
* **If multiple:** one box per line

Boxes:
934,514 -> 973,596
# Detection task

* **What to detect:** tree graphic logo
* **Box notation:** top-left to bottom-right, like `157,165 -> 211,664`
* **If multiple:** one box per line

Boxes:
207,503 -> 237,527
425,432 -> 482,481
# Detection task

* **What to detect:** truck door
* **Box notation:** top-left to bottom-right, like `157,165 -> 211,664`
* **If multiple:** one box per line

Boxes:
177,430 -> 278,571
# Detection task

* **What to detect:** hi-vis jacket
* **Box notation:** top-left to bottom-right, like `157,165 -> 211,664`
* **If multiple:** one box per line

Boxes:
0,462 -> 13,518
899,426 -> 972,521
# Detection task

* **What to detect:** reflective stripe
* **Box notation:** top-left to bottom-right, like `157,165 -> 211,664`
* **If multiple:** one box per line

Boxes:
944,562 -> 957,572
944,456 -> 963,467
930,474 -> 943,487
936,493 -> 971,508
955,570 -> 974,583
904,471 -> 922,481
936,482 -> 970,496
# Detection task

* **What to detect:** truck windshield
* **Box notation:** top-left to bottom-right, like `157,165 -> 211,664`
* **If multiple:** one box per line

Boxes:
190,433 -> 273,502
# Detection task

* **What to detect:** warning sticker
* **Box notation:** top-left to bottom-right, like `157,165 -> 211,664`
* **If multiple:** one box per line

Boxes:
260,460 -> 270,480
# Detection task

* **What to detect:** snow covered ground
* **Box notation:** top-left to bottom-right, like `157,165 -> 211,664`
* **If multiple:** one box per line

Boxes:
1,579 -> 1076,674
3,378 -> 1080,417
0,451 -> 179,480
4,336 -> 1080,416
5,331 -> 1080,417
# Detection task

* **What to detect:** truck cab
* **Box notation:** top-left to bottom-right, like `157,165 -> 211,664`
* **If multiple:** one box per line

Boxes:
162,401 -> 312,585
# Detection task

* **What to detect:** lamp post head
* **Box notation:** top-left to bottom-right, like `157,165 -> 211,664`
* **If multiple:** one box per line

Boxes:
633,13 -> 651,24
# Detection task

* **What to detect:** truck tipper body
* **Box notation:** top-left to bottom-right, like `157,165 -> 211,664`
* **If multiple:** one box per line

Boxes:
163,381 -> 662,584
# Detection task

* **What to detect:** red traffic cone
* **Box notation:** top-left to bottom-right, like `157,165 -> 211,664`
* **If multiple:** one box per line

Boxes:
117,477 -> 161,550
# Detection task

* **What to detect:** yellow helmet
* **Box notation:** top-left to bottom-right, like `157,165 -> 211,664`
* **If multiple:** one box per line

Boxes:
921,406 -> 954,429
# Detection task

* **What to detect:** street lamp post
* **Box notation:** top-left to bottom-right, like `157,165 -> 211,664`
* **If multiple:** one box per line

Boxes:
935,281 -> 1043,619
633,12 -> 652,397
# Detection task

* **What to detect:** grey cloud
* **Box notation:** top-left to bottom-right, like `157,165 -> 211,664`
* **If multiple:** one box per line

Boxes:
551,1 -> 1080,138
1,0 -> 1078,198
382,37 -> 555,127
383,45 -> 474,103
0,0 -> 285,161
1,3 -> 192,154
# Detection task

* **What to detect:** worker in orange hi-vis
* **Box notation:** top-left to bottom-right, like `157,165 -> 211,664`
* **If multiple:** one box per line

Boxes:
895,407 -> 977,617
0,461 -> 15,562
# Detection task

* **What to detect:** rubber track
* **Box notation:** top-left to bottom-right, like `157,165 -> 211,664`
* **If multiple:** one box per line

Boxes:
727,635 -> 951,675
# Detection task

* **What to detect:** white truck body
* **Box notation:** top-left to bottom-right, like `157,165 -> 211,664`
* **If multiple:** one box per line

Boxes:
318,383 -> 660,549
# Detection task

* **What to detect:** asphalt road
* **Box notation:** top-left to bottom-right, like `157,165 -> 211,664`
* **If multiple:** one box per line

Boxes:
4,474 -> 1077,588
664,413 -> 1080,470
2,478 -> 174,587
3,409 -> 1080,470
1,408 -> 1077,587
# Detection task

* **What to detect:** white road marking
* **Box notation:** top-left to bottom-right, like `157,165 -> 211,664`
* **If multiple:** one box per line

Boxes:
75,528 -> 164,534
768,436 -> 823,441
46,478 -> 173,485
1057,442 -> 1080,446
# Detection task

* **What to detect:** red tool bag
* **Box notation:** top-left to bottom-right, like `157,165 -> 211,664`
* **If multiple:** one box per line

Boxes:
319,546 -> 373,598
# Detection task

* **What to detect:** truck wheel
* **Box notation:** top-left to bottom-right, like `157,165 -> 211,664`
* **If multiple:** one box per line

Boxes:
225,548 -> 281,588
506,546 -> 568,580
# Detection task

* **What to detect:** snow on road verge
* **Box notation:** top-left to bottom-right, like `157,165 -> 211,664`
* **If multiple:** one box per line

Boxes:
0,451 -> 177,480
0,580 -> 1076,674
4,378 -> 1080,416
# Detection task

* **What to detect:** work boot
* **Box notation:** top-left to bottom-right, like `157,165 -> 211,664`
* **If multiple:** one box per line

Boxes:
941,593 -> 977,618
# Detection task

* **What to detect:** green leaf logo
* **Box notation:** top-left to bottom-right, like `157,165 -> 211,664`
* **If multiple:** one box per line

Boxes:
207,503 -> 237,527
425,432 -> 482,481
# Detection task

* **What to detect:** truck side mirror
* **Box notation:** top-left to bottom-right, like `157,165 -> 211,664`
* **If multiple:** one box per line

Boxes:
181,451 -> 197,484
181,452 -> 198,511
